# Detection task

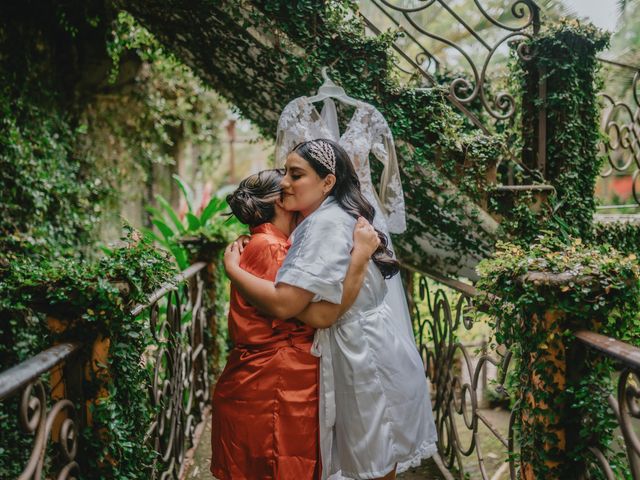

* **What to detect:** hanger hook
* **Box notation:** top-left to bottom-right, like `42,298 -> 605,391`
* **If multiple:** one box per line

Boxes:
321,66 -> 330,81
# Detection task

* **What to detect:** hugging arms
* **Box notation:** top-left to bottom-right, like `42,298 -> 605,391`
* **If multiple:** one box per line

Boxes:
224,216 -> 380,328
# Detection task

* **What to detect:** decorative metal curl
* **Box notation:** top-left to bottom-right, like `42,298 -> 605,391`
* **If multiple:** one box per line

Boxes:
618,370 -> 640,466
145,273 -> 209,480
411,273 -> 515,479
364,0 -> 542,125
17,380 -> 80,480
472,0 -> 539,32
596,60 -> 640,207
574,370 -> 640,478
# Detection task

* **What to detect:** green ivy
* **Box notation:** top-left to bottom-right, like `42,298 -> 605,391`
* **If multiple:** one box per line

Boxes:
0,228 -> 178,478
0,4 -> 227,477
594,220 -> 640,255
476,234 -> 640,477
512,21 -> 610,240
119,0 -> 506,275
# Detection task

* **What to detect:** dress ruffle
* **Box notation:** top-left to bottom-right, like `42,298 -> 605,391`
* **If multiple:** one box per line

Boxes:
335,441 -> 438,480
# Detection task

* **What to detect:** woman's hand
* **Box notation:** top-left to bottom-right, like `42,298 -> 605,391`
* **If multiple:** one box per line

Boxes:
235,234 -> 251,253
223,240 -> 242,273
352,217 -> 380,264
223,234 -> 251,273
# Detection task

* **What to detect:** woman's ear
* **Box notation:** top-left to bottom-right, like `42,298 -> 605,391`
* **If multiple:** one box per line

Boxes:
323,174 -> 337,194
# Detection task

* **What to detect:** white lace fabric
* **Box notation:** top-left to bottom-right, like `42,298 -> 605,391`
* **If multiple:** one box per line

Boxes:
275,96 -> 407,234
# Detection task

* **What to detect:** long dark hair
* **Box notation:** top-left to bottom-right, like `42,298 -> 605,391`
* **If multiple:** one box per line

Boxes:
292,139 -> 399,279
226,169 -> 284,227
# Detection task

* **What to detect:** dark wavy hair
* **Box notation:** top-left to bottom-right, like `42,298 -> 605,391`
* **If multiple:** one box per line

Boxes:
292,139 -> 399,279
226,169 -> 284,227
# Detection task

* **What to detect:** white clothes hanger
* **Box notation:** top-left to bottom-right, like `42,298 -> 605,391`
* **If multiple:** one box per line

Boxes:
305,66 -> 360,107
305,66 -> 362,140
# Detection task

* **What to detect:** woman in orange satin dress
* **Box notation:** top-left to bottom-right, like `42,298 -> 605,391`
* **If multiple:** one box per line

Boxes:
211,169 -> 378,480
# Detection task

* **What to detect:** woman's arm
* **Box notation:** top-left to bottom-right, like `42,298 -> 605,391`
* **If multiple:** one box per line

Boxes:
295,218 -> 380,328
224,245 -> 314,319
223,217 -> 379,322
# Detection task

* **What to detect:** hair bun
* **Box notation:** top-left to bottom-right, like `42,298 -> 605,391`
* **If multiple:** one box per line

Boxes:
227,169 -> 284,227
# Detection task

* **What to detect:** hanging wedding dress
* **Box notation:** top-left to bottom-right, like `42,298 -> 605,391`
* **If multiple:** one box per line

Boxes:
275,96 -> 415,341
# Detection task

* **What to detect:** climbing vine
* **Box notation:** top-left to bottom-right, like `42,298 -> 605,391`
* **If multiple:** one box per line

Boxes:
476,235 -> 640,478
594,220 -> 640,255
0,228 -> 179,478
0,3 -> 226,477
119,0 -> 505,275
511,21 -> 610,240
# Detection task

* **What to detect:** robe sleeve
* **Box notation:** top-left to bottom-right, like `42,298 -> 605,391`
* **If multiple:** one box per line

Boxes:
370,107 -> 407,234
275,212 -> 355,304
240,235 -> 288,281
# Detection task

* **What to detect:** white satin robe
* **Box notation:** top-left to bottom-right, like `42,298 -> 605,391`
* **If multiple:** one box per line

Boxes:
275,197 -> 437,479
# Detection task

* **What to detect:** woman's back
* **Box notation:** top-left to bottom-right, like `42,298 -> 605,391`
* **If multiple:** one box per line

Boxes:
228,222 -> 314,345
212,221 -> 320,480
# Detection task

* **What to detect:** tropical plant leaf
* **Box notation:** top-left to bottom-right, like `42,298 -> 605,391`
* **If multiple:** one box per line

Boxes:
200,196 -> 225,224
155,194 -> 186,234
185,212 -> 201,231
141,227 -> 166,246
151,219 -> 175,241
172,174 -> 194,213
169,244 -> 189,270
145,205 -> 166,222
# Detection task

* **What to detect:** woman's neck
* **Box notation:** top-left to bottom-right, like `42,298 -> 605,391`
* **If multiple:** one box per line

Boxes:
300,195 -> 329,218
271,210 -> 294,237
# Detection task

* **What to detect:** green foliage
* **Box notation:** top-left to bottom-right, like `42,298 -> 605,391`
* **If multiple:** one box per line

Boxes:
512,21 -> 610,240
476,234 -> 640,477
144,175 -> 246,268
0,227 -> 178,478
0,4 -> 229,477
98,11 -> 225,171
130,0 -> 505,274
594,220 -> 640,256
0,38 -> 108,250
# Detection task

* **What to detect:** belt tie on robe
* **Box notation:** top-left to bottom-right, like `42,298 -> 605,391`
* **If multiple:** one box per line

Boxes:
310,302 -> 388,480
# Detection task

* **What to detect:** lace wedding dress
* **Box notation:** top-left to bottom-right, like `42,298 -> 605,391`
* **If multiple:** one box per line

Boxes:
275,96 -> 414,341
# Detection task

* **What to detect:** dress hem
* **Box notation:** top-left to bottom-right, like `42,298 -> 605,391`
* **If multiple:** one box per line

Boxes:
338,440 -> 438,479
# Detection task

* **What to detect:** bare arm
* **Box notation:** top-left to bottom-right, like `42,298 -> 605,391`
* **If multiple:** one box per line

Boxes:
295,218 -> 380,329
224,249 -> 314,319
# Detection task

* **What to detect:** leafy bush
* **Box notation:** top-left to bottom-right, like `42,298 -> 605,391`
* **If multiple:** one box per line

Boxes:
144,175 -> 246,268
476,234 -> 640,477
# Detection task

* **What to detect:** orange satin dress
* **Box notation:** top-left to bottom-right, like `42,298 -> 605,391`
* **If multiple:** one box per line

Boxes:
210,222 -> 320,480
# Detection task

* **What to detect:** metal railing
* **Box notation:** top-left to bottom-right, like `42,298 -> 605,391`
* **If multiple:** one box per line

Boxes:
141,262 -> 211,479
359,0 -> 541,132
574,330 -> 640,478
597,56 -> 640,210
0,261 -> 211,480
359,0 -> 551,199
409,264 -> 640,479
407,266 -> 516,479
0,342 -> 84,480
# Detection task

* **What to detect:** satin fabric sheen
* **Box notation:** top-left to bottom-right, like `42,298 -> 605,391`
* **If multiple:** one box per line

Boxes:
210,223 -> 320,480
276,198 -> 438,479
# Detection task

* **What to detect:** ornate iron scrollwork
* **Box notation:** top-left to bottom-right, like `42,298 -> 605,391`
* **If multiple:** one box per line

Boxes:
411,272 -> 516,478
362,0 -> 541,126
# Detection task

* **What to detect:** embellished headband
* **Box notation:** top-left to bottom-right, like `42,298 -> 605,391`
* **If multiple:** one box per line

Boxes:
307,140 -> 336,174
